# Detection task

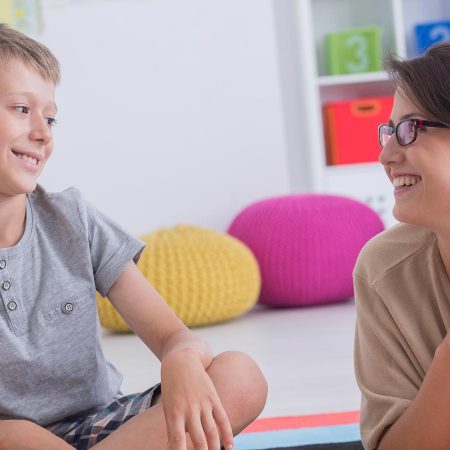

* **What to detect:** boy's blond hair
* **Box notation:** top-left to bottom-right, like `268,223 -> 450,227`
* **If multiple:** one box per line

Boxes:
0,23 -> 60,84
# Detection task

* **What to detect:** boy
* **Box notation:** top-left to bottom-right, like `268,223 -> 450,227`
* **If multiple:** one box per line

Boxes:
0,24 -> 267,450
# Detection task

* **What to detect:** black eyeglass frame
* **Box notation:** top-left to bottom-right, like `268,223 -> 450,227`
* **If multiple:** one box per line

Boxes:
378,118 -> 447,149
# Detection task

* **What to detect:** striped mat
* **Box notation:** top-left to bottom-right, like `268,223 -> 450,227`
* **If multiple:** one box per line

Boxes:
234,411 -> 363,450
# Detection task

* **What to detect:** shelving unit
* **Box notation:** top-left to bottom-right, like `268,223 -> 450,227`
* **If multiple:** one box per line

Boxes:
317,71 -> 389,87
273,0 -> 450,227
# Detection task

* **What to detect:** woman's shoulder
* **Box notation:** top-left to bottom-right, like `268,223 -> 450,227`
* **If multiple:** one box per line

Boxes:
354,222 -> 436,283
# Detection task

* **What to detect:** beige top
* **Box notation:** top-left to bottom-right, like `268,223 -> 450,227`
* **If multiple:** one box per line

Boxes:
354,222 -> 450,450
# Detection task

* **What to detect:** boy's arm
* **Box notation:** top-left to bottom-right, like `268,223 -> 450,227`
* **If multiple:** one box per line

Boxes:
106,261 -> 212,365
107,261 -> 234,450
0,420 -> 74,450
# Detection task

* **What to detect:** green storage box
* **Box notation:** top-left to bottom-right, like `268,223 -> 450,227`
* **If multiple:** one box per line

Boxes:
325,25 -> 383,75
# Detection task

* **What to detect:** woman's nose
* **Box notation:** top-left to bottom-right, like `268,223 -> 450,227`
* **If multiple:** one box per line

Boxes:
379,137 -> 405,166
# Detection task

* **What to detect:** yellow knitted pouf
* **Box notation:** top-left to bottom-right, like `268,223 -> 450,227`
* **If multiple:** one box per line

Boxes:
97,225 -> 261,332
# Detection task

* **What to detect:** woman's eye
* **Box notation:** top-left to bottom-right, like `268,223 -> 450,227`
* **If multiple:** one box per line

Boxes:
46,117 -> 57,127
15,105 -> 29,114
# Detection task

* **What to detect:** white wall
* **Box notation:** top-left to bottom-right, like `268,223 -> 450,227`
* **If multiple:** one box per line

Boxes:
37,0 -> 290,234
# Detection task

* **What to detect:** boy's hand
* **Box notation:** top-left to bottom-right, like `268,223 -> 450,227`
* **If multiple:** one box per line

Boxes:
161,348 -> 233,450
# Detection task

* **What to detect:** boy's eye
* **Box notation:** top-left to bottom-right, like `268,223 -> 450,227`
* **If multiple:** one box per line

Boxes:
15,105 -> 29,114
46,117 -> 57,127
14,106 -> 57,127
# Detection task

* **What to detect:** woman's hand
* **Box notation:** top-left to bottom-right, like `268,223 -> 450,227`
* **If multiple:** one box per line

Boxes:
161,348 -> 234,450
442,335 -> 450,353
440,329 -> 450,354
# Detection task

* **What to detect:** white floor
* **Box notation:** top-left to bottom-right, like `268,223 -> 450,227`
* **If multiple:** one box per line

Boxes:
101,301 -> 361,419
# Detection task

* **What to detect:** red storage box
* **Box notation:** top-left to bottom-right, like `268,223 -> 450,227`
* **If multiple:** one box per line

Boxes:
323,96 -> 394,165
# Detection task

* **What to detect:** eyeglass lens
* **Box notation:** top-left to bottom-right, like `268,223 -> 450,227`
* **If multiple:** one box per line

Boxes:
379,120 -> 416,148
379,125 -> 392,147
397,120 -> 416,146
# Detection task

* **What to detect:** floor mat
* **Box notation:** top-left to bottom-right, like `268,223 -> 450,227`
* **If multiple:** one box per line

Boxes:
264,442 -> 363,450
234,411 -> 362,450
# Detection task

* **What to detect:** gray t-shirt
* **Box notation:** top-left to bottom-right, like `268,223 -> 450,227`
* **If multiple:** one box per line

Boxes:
0,185 -> 145,426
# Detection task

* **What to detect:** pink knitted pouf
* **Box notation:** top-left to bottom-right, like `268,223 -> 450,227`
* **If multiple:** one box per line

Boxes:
227,194 -> 384,307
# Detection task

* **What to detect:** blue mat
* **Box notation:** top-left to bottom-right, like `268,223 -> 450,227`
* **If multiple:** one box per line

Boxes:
265,443 -> 363,449
234,422 -> 362,450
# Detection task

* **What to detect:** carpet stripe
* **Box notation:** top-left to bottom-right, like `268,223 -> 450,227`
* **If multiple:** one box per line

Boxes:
234,423 -> 361,450
243,411 -> 360,433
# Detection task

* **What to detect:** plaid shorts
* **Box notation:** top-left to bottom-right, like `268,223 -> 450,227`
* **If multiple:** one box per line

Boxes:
45,383 -> 161,449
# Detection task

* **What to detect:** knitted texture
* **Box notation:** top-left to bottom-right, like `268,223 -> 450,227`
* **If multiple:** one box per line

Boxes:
228,194 -> 384,307
97,225 -> 261,331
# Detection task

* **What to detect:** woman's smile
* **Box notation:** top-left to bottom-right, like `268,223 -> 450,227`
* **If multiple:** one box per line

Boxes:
392,174 -> 422,196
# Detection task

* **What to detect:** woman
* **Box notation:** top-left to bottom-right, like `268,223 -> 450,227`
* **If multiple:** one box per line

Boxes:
354,41 -> 450,450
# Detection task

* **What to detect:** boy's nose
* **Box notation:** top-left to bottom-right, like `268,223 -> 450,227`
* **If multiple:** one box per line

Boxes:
28,117 -> 52,144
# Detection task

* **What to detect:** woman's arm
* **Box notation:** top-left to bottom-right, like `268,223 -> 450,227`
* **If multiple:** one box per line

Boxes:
354,271 -> 450,450
0,420 -> 74,450
379,342 -> 450,450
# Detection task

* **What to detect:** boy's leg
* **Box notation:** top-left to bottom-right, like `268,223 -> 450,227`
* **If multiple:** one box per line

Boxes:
91,351 -> 268,450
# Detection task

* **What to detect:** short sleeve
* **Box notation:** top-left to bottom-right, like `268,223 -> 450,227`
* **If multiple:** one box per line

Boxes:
85,200 -> 145,297
354,274 -> 421,450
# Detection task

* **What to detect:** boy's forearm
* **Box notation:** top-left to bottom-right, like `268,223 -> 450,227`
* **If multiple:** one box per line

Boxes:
0,420 -> 73,450
379,343 -> 450,450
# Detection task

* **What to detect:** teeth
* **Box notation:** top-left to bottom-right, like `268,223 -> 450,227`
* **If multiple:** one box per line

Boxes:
13,151 -> 38,166
393,176 -> 421,188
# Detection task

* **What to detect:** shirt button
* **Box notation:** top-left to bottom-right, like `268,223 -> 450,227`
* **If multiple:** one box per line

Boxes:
62,302 -> 74,314
7,301 -> 17,311
2,281 -> 11,290
0,260 -> 5,269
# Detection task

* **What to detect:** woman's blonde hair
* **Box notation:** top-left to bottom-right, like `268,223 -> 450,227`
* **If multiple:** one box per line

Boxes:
0,23 -> 60,84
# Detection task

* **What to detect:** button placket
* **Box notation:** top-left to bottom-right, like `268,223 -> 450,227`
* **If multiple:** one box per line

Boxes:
0,265 -> 26,335
7,301 -> 17,311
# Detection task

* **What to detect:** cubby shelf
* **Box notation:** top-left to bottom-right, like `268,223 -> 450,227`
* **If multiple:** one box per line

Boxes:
317,71 -> 389,87
275,0 -> 450,227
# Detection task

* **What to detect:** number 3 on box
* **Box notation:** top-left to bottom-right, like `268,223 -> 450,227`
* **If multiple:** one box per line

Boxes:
345,35 -> 369,73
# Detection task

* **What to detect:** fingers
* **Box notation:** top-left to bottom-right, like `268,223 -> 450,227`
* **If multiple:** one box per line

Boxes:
166,406 -> 233,450
213,405 -> 234,450
166,414 -> 188,450
201,411 -> 221,450
187,414 -> 209,450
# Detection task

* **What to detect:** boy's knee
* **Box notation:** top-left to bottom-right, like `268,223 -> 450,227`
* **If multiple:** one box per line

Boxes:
211,351 -> 268,416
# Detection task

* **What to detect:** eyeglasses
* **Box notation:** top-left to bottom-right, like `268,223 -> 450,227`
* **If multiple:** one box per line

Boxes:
378,118 -> 447,148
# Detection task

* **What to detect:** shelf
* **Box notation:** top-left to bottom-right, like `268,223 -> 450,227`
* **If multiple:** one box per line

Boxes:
325,161 -> 383,174
318,71 -> 389,86
280,0 -> 423,227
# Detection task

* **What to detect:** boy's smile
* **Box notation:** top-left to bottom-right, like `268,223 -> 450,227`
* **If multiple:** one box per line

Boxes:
0,61 -> 56,198
12,149 -> 41,171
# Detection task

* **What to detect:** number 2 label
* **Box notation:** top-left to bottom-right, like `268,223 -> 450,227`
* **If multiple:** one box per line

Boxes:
429,25 -> 450,43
